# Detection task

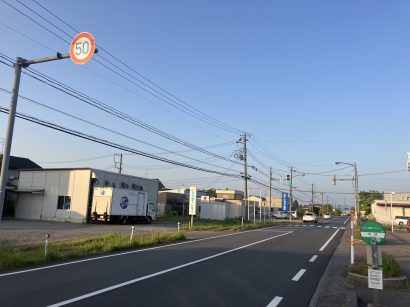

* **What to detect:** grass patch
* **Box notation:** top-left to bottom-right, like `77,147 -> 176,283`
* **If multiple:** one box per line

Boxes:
0,232 -> 185,271
348,254 -> 402,278
178,217 -> 286,231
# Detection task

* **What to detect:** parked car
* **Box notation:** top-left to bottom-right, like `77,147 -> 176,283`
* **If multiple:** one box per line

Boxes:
303,212 -> 318,223
394,216 -> 410,226
274,211 -> 288,219
407,219 -> 410,232
323,213 -> 331,219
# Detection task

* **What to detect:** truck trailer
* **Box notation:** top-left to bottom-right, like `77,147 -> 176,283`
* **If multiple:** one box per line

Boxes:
91,187 -> 156,224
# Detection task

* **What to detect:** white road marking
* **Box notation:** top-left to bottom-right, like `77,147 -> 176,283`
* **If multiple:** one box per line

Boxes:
309,255 -> 318,263
47,231 -> 293,307
317,226 -> 322,228
343,217 -> 350,225
325,226 -> 330,229
302,225 -> 307,227
309,225 -> 314,227
319,228 -> 341,252
267,296 -> 283,307
341,227 -> 346,230
332,226 -> 337,229
291,269 -> 306,281
0,225 -> 284,278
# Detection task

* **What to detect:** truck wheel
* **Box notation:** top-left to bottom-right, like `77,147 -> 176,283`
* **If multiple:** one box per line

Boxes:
145,216 -> 152,224
120,216 -> 128,225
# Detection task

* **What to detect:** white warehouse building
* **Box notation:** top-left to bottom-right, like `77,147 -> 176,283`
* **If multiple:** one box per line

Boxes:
15,168 -> 162,223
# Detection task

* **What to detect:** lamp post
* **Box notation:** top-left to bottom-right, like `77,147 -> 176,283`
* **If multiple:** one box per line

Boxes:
289,170 -> 305,222
335,162 -> 359,226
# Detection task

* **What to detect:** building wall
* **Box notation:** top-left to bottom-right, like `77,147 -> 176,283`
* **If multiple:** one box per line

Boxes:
383,192 -> 410,201
200,201 -> 245,220
16,169 -> 92,223
371,201 -> 410,224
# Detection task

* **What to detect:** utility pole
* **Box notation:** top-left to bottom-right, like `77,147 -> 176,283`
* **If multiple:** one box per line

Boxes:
353,163 -> 360,225
321,192 -> 324,216
269,166 -> 272,222
114,153 -> 123,174
0,53 -> 75,221
311,184 -> 314,212
289,167 -> 294,222
236,133 -> 249,220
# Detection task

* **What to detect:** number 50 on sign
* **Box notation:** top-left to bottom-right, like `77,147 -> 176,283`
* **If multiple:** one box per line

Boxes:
70,32 -> 96,65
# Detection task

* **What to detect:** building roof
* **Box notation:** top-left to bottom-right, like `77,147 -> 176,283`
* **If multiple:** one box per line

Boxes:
0,155 -> 41,170
372,200 -> 410,208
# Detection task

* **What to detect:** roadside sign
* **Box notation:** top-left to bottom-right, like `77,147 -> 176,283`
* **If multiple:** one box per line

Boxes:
281,192 -> 289,212
201,196 -> 210,203
360,221 -> 386,245
69,32 -> 96,65
368,269 -> 383,290
189,187 -> 197,215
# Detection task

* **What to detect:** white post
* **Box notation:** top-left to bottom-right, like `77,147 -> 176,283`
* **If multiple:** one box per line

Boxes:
129,226 -> 135,244
241,217 -> 244,227
178,222 -> 180,232
45,234 -> 50,257
350,216 -> 354,264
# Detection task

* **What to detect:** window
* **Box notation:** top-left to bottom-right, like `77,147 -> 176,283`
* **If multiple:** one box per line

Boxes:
57,196 -> 71,210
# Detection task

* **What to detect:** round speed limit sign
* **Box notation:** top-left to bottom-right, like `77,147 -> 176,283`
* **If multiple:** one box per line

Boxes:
69,32 -> 96,65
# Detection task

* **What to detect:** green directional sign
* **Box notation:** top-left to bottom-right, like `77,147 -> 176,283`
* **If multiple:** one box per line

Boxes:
360,221 -> 386,245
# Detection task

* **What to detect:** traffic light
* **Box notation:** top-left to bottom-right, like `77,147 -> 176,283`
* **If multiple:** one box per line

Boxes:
286,174 -> 291,185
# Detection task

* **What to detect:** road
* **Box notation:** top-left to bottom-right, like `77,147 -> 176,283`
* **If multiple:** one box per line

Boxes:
0,217 -> 349,307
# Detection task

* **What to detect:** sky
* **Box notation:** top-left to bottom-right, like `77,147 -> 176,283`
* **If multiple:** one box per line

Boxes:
1,0 -> 410,208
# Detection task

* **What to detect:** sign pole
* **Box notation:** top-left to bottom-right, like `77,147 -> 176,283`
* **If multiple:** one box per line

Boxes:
350,214 -> 355,264
371,239 -> 380,307
0,32 -> 96,222
0,57 -> 23,218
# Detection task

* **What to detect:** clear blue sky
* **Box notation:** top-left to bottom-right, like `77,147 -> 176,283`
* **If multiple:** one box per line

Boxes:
1,0 -> 410,207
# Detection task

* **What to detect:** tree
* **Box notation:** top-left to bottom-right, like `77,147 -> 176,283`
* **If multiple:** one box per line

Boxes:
359,190 -> 383,214
293,199 -> 299,209
205,188 -> 217,198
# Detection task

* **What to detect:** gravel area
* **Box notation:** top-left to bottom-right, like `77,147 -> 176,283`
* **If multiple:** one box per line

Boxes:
0,219 -> 181,246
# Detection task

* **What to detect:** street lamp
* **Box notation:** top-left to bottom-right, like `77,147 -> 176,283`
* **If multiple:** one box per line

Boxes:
335,161 -> 359,225
289,171 -> 305,222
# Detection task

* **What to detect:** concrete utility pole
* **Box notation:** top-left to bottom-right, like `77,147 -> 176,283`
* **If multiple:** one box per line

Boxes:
289,167 -> 294,222
115,153 -> 123,174
236,132 -> 249,220
269,166 -> 272,222
321,192 -> 324,216
311,184 -> 314,212
353,163 -> 360,225
0,53 -> 73,221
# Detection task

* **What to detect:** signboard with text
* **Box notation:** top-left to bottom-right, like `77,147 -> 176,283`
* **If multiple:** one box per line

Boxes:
281,192 -> 289,212
368,269 -> 383,290
360,221 -> 386,245
189,187 -> 197,215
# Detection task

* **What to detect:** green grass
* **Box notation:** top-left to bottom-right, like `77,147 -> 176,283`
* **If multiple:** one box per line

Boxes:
348,254 -> 402,277
178,217 -> 295,231
0,232 -> 185,271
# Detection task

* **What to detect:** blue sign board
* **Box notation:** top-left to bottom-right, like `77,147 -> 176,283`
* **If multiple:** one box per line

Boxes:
281,192 -> 289,212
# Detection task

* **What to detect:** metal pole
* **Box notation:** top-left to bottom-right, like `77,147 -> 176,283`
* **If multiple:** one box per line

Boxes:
45,233 -> 50,257
371,238 -> 380,306
243,133 -> 249,220
119,153 -> 123,174
269,166 -> 272,222
354,163 -> 359,226
390,193 -> 394,233
289,167 -> 293,222
0,58 -> 23,219
129,226 -> 135,244
259,189 -> 262,223
350,215 -> 354,264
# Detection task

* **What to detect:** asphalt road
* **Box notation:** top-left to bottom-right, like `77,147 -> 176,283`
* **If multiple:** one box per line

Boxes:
0,217 -> 349,307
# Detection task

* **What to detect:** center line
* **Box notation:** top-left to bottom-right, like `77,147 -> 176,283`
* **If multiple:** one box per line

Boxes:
292,269 -> 306,281
267,296 -> 283,307
309,255 -> 318,262
48,231 -> 293,306
343,217 -> 350,225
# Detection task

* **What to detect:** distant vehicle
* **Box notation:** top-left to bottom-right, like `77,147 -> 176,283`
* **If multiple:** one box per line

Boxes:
91,187 -> 156,224
323,213 -> 331,219
407,219 -> 410,232
303,212 -> 318,223
394,216 -> 410,226
291,211 -> 297,218
274,211 -> 288,219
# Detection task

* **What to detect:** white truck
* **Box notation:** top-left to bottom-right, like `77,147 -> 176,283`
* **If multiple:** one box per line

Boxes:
91,187 -> 156,224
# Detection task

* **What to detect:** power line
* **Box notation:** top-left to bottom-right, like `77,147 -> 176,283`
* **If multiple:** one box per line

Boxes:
0,106 -> 243,178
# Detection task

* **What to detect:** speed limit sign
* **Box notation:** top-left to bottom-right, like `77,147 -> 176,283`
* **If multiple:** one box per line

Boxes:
69,32 -> 96,65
